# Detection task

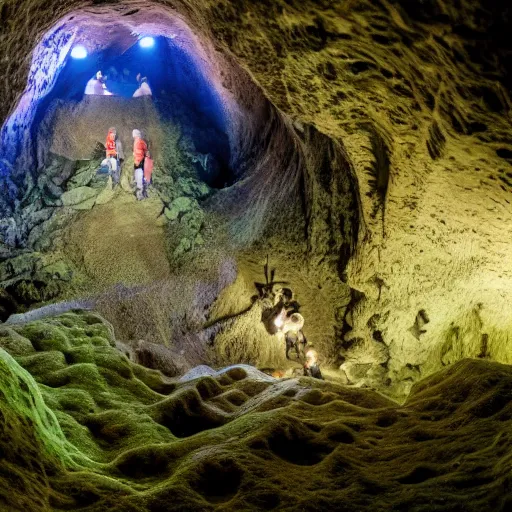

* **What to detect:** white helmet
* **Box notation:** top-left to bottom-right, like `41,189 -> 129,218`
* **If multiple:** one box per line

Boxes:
282,313 -> 304,334
96,70 -> 103,80
132,129 -> 141,139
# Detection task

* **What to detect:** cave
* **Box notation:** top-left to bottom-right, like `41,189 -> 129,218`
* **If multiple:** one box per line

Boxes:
1,0 -> 512,510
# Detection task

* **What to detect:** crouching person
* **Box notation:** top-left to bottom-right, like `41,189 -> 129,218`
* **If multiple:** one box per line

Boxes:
304,349 -> 323,380
132,129 -> 148,200
282,313 -> 306,360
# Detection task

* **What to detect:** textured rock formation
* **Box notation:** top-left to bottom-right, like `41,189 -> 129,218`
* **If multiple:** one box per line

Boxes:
1,311 -> 512,510
1,5 -> 512,505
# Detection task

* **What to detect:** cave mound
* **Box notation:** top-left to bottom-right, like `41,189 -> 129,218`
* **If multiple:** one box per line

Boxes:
1,311 -> 511,510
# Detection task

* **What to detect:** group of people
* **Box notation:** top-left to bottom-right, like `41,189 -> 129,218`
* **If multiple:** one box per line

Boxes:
273,288 -> 323,379
103,127 -> 152,200
85,71 -> 152,97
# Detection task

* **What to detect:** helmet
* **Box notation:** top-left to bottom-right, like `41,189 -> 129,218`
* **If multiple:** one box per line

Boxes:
132,129 -> 141,139
96,71 -> 103,80
282,313 -> 304,334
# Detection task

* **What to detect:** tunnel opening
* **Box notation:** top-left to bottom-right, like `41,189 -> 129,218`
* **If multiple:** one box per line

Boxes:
30,31 -> 232,190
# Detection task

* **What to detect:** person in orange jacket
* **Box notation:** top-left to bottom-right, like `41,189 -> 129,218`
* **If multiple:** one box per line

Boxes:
105,127 -> 123,185
132,129 -> 148,200
106,127 -> 117,158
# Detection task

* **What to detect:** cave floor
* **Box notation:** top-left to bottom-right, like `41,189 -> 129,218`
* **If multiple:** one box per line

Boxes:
1,310 -> 511,511
65,192 -> 170,289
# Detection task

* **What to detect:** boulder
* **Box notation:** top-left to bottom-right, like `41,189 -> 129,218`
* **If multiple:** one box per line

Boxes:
95,177 -> 115,205
61,187 -> 99,208
164,196 -> 195,221
44,180 -> 64,199
67,164 -> 96,189
71,197 -> 97,210
50,158 -> 76,186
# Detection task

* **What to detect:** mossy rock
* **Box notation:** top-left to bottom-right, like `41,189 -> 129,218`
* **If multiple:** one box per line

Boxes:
0,252 -> 40,281
61,187 -> 99,208
14,322 -> 72,352
40,260 -> 73,281
181,208 -> 204,232
67,164 -> 96,189
164,196 -> 195,221
0,327 -> 34,356
1,311 -> 511,510
94,177 -> 115,205
176,177 -> 210,199
9,279 -> 63,305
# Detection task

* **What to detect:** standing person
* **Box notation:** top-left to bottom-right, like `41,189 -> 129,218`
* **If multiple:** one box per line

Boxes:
133,73 -> 153,97
105,128 -> 123,185
132,129 -> 148,200
85,71 -> 105,95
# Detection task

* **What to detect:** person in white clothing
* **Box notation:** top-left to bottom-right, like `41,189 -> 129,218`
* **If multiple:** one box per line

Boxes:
84,71 -> 112,95
133,73 -> 152,97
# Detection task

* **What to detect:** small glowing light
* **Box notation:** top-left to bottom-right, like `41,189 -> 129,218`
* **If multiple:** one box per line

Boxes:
139,36 -> 155,48
274,316 -> 284,328
71,46 -> 88,59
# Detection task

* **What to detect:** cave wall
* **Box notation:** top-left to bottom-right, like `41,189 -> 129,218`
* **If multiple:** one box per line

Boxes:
1,0 -> 512,391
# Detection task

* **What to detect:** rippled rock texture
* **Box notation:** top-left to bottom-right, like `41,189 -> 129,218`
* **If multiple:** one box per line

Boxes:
1,311 -> 512,511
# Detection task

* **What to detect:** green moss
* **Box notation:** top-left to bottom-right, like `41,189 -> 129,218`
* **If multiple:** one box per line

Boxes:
2,312 -> 512,510
0,326 -> 35,356
14,322 -> 72,352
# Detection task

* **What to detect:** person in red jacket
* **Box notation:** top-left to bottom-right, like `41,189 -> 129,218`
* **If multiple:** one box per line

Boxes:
106,127 -> 117,158
132,129 -> 148,200
105,127 -> 123,185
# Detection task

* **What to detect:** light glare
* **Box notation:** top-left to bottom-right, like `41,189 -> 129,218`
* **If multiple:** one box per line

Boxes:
70,46 -> 87,59
139,37 -> 155,48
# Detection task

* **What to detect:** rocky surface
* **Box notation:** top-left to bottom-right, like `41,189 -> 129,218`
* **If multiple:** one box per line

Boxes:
1,311 -> 512,511
0,0 -> 510,396
0,2 -> 512,508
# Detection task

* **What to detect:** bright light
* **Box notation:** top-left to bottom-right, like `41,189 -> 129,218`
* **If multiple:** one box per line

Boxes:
70,46 -> 88,59
139,37 -> 155,48
274,316 -> 284,328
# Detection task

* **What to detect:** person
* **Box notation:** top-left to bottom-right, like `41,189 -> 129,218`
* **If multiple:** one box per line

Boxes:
283,313 -> 307,360
84,70 -> 113,96
105,127 -> 123,185
84,71 -> 105,95
132,129 -> 148,200
285,328 -> 307,360
133,73 -> 152,97
303,349 -> 323,380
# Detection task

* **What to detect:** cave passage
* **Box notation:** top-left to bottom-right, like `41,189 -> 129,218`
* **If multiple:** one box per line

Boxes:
0,9 -> 258,206
30,31 -> 232,188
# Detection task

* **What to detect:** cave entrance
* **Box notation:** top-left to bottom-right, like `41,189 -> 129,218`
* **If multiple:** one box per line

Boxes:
32,29 -> 232,190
